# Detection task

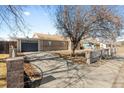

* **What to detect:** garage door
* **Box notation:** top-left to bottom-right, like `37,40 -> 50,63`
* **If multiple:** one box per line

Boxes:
21,42 -> 38,52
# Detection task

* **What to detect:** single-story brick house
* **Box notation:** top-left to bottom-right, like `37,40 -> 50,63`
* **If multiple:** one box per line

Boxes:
0,33 -> 112,54
16,34 -> 111,52
17,33 -> 69,52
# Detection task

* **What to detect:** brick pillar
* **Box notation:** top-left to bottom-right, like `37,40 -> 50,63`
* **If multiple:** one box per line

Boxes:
108,48 -> 111,56
85,51 -> 91,64
114,47 -> 117,55
6,57 -> 24,88
68,40 -> 72,51
112,47 -> 116,57
38,40 -> 41,51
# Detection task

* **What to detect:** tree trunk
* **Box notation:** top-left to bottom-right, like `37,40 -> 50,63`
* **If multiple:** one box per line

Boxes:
71,47 -> 76,57
71,42 -> 78,57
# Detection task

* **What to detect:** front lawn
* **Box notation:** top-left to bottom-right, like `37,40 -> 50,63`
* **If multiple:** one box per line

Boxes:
0,54 -> 9,59
0,54 -> 8,88
0,62 -> 7,88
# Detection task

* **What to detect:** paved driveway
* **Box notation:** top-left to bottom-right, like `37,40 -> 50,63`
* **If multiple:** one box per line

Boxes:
30,53 -> 124,88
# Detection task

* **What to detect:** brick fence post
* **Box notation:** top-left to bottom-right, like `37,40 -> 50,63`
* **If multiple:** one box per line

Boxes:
114,47 -> 117,56
6,57 -> 24,88
85,51 -> 91,64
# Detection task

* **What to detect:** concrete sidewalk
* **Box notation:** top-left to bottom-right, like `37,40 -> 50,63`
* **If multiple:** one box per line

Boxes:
30,53 -> 124,88
72,61 -> 124,88
68,55 -> 124,88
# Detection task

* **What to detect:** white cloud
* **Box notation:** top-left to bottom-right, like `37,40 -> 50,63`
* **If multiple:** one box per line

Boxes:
24,11 -> 31,16
43,12 -> 48,16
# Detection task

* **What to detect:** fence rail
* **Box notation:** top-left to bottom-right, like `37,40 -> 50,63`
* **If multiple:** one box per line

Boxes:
85,48 -> 117,64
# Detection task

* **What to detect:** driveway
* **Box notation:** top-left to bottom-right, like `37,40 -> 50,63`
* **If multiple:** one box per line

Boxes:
29,52 -> 124,88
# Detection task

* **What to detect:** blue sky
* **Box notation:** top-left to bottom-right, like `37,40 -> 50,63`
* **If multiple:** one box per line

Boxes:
23,6 -> 57,36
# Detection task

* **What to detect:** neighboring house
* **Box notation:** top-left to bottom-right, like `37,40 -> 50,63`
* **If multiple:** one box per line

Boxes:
80,37 -> 101,50
97,38 -> 116,49
17,33 -> 69,52
79,36 -> 115,50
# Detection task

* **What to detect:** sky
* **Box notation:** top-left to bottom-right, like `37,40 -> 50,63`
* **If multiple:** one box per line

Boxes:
0,6 -> 58,39
22,6 -> 57,36
0,5 -> 124,41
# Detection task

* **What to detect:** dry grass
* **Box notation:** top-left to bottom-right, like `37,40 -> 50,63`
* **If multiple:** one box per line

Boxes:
0,62 -> 7,88
0,54 -> 9,59
24,63 -> 42,80
57,52 -> 86,64
0,54 -> 8,88
0,63 -> 6,77
0,80 -> 6,88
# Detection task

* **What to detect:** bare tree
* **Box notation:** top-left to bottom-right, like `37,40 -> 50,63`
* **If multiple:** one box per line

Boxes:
90,6 -> 123,44
55,5 -> 123,56
55,6 -> 90,56
0,5 -> 29,37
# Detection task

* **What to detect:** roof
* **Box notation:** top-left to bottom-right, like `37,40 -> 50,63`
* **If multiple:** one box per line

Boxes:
0,37 -> 16,42
33,33 -> 69,41
16,38 -> 38,41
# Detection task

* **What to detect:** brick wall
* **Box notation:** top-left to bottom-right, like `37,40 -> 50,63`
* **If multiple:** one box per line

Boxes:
6,57 -> 24,88
42,40 -> 68,51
